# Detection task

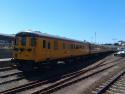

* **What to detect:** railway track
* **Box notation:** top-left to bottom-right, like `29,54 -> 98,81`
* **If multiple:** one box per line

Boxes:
0,76 -> 24,86
30,59 -> 123,94
0,56 -> 123,94
0,71 -> 23,78
0,67 -> 15,72
0,71 -> 24,85
93,68 -> 125,94
0,67 -> 24,87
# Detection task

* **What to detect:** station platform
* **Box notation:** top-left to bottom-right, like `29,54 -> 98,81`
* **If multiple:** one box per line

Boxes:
0,58 -> 12,62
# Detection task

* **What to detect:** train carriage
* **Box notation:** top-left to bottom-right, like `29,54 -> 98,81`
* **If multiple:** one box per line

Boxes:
12,30 -> 114,71
13,31 -> 91,70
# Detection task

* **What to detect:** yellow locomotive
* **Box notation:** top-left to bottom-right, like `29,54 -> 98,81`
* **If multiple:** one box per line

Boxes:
12,30 -> 114,71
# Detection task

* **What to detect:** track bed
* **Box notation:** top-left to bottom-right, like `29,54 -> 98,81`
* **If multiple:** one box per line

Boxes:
0,53 -> 122,94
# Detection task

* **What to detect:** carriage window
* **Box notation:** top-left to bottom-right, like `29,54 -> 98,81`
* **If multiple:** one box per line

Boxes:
54,40 -> 58,49
31,38 -> 36,47
48,42 -> 51,49
43,40 -> 46,48
21,37 -> 26,46
62,43 -> 66,49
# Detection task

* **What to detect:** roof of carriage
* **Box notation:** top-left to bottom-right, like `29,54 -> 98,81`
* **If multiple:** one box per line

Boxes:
16,30 -> 89,44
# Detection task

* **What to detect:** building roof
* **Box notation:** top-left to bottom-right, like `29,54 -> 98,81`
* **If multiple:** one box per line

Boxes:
0,33 -> 15,41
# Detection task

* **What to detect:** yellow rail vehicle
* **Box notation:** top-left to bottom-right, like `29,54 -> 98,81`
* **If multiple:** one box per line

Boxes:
12,31 -> 113,71
13,31 -> 91,70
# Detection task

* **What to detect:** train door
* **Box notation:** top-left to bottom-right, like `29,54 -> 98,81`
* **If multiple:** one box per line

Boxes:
30,37 -> 36,60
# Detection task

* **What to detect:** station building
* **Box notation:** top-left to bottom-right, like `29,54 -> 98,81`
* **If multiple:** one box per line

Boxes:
0,34 -> 15,48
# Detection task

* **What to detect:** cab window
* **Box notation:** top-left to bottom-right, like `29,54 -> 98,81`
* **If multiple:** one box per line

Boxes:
21,37 -> 26,46
31,38 -> 36,47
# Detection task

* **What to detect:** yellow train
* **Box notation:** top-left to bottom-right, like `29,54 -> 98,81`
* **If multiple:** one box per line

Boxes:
12,31 -> 114,71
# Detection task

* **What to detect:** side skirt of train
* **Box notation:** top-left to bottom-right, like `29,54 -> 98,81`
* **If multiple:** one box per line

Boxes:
11,51 -> 114,71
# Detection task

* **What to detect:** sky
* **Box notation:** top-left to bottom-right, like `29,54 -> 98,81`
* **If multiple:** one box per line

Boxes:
0,0 -> 125,43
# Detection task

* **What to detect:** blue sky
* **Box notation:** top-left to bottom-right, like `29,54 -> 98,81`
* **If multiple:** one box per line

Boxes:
0,0 -> 125,43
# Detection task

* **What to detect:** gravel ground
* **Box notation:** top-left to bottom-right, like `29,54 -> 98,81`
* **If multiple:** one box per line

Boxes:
0,76 -> 21,84
52,57 -> 125,94
16,55 -> 122,94
0,53 -> 119,93
0,69 -> 20,77
0,73 -> 23,85
0,79 -> 30,92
